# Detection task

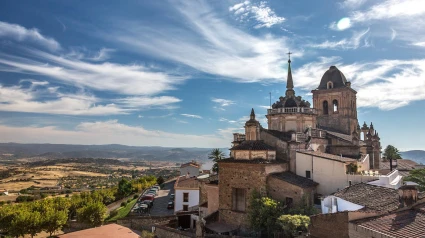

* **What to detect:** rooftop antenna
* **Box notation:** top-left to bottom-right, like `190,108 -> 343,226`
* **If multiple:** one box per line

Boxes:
269,92 -> 271,109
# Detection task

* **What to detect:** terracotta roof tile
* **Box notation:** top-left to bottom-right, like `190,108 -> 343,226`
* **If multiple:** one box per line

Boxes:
230,140 -> 275,151
59,224 -> 140,238
333,183 -> 400,212
352,204 -> 425,238
270,172 -> 318,188
174,176 -> 199,189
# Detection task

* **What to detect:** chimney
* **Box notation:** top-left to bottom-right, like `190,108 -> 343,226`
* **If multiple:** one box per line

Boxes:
186,172 -> 190,179
398,185 -> 418,208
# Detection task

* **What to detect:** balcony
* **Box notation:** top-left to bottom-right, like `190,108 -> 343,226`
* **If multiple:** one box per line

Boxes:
267,107 -> 316,115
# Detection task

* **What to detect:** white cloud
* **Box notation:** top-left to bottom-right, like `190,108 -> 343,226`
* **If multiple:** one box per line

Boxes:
293,57 -> 425,110
115,96 -> 181,109
138,115 -> 143,118
0,83 -> 131,115
412,42 -> 425,47
211,98 -> 235,107
0,21 -> 60,51
110,0 -> 289,82
351,0 -> 425,23
340,0 -> 368,9
308,28 -> 370,50
181,114 -> 202,119
89,48 -> 115,61
229,1 -> 285,28
0,48 -> 186,96
390,28 -> 397,41
0,120 -> 231,148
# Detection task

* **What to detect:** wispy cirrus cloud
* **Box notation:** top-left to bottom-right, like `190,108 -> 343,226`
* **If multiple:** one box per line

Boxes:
0,21 -> 61,51
211,98 -> 235,107
0,82 -> 131,115
109,0 -> 289,82
181,114 -> 202,119
89,48 -> 115,61
115,96 -> 181,109
308,28 -> 370,50
0,48 -> 186,96
229,1 -> 285,28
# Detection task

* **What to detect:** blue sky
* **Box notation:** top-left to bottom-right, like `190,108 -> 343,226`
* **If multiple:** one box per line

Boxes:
0,0 -> 424,150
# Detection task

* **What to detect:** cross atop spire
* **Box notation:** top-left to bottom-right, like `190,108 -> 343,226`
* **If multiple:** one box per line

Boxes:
286,51 -> 294,94
287,51 -> 292,63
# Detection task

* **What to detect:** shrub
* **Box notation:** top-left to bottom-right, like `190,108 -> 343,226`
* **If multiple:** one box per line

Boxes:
16,195 -> 35,203
65,190 -> 72,194
109,209 -> 119,218
0,201 -> 5,206
127,199 -> 132,204
65,194 -> 70,198
133,194 -> 139,199
121,201 -> 127,207
140,230 -> 155,238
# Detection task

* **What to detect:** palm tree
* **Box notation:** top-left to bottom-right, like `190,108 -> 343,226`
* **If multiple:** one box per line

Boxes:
404,168 -> 425,192
383,145 -> 401,171
208,148 -> 225,173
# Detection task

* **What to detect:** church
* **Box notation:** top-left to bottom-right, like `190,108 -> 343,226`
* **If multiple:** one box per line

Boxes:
212,55 -> 383,232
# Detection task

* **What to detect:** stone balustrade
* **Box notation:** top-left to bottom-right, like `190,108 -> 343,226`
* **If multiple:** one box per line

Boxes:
267,107 -> 316,115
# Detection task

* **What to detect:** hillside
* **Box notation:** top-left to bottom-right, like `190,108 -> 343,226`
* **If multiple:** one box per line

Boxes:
400,150 -> 425,165
0,143 -> 229,162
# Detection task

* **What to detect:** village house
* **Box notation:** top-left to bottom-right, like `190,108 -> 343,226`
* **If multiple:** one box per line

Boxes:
179,161 -> 200,177
174,175 -> 200,213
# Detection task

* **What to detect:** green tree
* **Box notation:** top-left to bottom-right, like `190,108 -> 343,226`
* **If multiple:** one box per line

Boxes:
278,214 -> 310,237
77,201 -> 107,227
208,148 -> 225,173
157,176 -> 165,185
0,205 -> 16,234
404,168 -> 425,192
117,178 -> 132,198
383,145 -> 402,161
43,208 -> 68,237
248,191 -> 284,237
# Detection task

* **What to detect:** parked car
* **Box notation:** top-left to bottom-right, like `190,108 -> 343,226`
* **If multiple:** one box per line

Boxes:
167,201 -> 174,209
141,194 -> 154,202
152,185 -> 160,190
142,200 -> 153,208
170,193 -> 175,199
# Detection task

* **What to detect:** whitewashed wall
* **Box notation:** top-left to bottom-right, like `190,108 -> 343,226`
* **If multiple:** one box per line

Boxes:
174,189 -> 199,213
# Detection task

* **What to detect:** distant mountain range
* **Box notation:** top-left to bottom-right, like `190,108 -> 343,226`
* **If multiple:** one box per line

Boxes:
0,143 -> 229,162
400,150 -> 425,165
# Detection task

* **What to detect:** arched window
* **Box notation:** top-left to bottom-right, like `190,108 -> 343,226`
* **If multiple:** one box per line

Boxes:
323,101 -> 328,115
333,100 -> 338,112
327,81 -> 333,89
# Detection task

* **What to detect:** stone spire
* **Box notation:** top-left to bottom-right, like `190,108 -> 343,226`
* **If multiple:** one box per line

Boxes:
250,108 -> 255,120
285,52 -> 295,97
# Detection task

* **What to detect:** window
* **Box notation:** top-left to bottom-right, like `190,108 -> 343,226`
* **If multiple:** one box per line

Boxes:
327,81 -> 333,89
183,193 -> 189,202
306,170 -> 311,179
323,101 -> 328,115
333,100 -> 338,113
232,188 -> 246,212
285,197 -> 293,207
183,205 -> 188,211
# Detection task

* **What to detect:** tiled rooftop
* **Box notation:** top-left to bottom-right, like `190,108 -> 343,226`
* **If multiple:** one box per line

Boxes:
351,203 -> 425,238
270,172 -> 318,188
174,176 -> 199,189
333,183 -> 400,212
381,159 -> 418,171
325,130 -> 353,143
59,224 -> 140,238
297,150 -> 357,163
230,140 -> 275,151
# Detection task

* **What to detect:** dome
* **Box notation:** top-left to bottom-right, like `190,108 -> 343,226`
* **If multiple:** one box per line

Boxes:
317,66 -> 348,90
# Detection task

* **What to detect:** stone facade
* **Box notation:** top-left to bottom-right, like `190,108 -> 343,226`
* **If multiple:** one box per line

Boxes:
205,184 -> 219,215
217,161 -> 287,230
267,113 -> 316,132
266,175 -> 315,206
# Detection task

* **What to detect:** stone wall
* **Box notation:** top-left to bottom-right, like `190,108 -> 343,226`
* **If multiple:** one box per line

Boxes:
205,184 -> 219,215
266,176 -> 314,206
261,130 -> 289,162
199,181 -> 208,205
309,212 -> 349,238
329,145 -> 360,158
155,225 -> 194,238
218,162 -> 287,230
